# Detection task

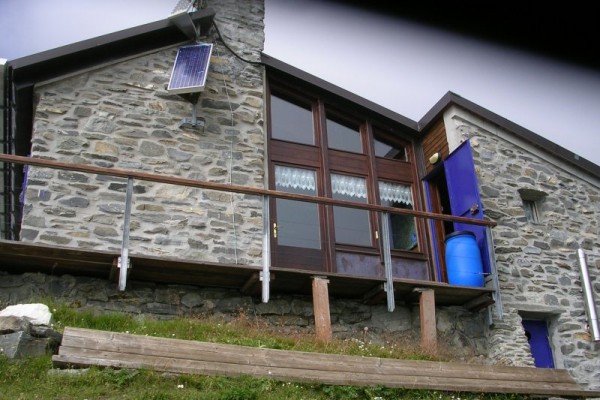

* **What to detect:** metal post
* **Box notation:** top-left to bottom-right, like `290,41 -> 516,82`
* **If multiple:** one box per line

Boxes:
118,177 -> 134,291
485,226 -> 503,321
381,212 -> 395,312
577,248 -> 600,341
260,195 -> 271,303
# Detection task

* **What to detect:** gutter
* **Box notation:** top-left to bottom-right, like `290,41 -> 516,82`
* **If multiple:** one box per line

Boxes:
1,58 -> 6,152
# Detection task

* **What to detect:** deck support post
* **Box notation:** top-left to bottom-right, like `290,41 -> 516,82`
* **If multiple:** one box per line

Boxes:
381,212 -> 396,312
312,276 -> 332,343
416,288 -> 437,354
118,177 -> 134,291
261,195 -> 271,303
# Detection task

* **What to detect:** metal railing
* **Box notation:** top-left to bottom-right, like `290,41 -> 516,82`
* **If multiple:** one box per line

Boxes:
0,153 -> 499,313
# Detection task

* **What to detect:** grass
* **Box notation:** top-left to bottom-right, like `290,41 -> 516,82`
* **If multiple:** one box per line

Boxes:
0,301 -> 533,400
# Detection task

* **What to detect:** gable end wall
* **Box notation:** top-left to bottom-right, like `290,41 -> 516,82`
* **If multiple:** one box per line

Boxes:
20,0 -> 266,266
444,105 -> 600,390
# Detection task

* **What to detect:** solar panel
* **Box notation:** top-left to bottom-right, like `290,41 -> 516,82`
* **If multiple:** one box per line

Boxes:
167,43 -> 213,95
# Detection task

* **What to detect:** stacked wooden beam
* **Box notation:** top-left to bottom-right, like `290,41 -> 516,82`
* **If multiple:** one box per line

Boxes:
53,327 -> 600,398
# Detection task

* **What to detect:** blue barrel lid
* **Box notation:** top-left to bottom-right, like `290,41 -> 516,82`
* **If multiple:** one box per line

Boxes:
445,230 -> 476,240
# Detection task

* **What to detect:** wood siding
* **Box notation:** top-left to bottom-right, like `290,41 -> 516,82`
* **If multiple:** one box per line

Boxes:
421,118 -> 449,175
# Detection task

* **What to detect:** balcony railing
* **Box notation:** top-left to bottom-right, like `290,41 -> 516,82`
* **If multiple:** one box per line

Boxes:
0,153 -> 499,315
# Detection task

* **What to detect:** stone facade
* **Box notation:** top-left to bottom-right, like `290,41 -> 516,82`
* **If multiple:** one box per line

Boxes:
21,0 -> 266,266
445,106 -> 600,390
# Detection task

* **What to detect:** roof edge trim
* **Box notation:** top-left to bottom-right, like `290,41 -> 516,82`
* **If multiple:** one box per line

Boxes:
261,53 -> 419,131
419,91 -> 600,178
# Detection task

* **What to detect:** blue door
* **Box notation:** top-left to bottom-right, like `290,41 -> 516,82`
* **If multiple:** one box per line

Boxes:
444,140 -> 490,275
522,319 -> 555,368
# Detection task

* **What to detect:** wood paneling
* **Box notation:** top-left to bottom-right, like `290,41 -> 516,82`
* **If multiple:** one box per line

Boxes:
421,118 -> 449,175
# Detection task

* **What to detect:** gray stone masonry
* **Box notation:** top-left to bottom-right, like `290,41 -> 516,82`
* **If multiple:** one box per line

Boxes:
0,271 -> 488,363
21,0 -> 266,266
445,109 -> 600,391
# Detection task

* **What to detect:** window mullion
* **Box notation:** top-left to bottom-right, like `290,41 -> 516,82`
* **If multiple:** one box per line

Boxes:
315,100 -> 335,271
364,122 -> 382,253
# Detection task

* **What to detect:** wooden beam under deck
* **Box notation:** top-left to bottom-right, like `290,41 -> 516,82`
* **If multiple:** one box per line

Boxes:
0,239 -> 494,309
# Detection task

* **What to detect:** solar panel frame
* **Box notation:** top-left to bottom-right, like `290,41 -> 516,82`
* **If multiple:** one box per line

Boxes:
167,43 -> 213,95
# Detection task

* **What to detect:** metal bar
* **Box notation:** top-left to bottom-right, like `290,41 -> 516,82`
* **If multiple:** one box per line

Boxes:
0,153 -> 496,228
577,248 -> 599,341
381,212 -> 395,312
261,195 -> 270,303
118,177 -> 134,291
485,226 -> 503,321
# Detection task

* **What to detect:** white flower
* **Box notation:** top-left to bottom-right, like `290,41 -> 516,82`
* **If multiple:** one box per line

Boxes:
177,384 -> 184,389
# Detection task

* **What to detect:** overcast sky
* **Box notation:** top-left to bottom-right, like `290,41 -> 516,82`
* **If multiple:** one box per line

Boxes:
1,0 -> 599,167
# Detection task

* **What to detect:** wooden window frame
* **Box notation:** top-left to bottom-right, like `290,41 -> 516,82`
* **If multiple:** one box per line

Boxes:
267,78 -> 428,275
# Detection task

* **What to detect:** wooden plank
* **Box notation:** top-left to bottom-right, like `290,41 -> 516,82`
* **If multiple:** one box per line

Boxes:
52,349 -> 595,398
312,276 -> 332,343
59,328 -> 580,384
418,288 -> 437,354
54,328 -> 600,398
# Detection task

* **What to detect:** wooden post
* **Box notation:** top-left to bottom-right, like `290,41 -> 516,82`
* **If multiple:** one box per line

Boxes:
312,276 -> 332,343
417,288 -> 437,354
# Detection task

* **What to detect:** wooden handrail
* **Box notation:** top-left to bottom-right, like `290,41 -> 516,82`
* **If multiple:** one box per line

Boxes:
0,153 -> 495,227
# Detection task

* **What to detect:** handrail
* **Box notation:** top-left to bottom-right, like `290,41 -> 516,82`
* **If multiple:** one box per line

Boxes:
0,153 -> 496,227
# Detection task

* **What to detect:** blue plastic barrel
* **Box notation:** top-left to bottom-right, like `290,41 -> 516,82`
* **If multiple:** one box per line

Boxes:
445,231 -> 484,287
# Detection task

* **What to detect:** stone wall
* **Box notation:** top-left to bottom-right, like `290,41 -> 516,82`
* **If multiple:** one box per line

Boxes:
20,0 -> 266,266
445,106 -> 600,390
0,270 -> 488,362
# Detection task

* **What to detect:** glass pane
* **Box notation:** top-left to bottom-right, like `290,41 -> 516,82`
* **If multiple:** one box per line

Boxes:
271,95 -> 314,145
331,174 -> 371,246
275,166 -> 320,249
374,138 -> 406,160
327,118 -> 362,153
379,181 -> 417,251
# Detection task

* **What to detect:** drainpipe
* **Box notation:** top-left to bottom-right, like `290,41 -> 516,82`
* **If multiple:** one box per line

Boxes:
577,248 -> 600,341
1,58 -> 7,239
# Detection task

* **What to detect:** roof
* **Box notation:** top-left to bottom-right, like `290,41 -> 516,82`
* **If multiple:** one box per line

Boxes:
261,54 -> 600,179
419,91 -> 600,178
3,7 -> 598,180
6,8 -> 216,84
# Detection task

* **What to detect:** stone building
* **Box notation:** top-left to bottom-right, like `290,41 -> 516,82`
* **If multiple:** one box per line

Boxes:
1,0 -> 598,392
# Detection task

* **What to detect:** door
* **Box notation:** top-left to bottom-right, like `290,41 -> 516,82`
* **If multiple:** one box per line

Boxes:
271,165 -> 325,271
522,319 -> 555,368
444,140 -> 490,275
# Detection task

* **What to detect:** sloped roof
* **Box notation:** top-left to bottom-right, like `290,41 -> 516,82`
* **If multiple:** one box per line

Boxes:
7,8 -> 216,84
4,7 -> 598,179
261,54 -> 600,179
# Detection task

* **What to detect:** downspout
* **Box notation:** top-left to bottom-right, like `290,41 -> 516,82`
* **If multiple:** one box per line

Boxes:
1,58 -> 7,239
577,248 -> 600,341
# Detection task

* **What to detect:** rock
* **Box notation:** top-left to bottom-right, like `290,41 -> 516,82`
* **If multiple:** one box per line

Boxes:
0,315 -> 32,334
0,331 -> 51,359
0,303 -> 52,325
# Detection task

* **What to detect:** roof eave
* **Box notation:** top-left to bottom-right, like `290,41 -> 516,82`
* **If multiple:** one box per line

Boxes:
261,53 -> 419,133
7,8 -> 216,84
419,91 -> 600,178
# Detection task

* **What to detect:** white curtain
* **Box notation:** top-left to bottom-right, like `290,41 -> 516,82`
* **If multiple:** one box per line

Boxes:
275,165 -> 316,191
379,181 -> 412,206
331,174 -> 367,199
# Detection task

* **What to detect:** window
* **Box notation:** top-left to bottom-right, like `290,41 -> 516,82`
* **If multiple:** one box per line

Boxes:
518,188 -> 547,224
379,181 -> 417,251
268,86 -> 422,277
270,96 -> 314,145
331,173 -> 370,246
522,199 -> 539,223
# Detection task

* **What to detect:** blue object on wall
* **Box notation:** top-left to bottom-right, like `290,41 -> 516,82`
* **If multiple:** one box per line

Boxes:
445,230 -> 484,287
444,140 -> 490,276
522,319 -> 555,368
